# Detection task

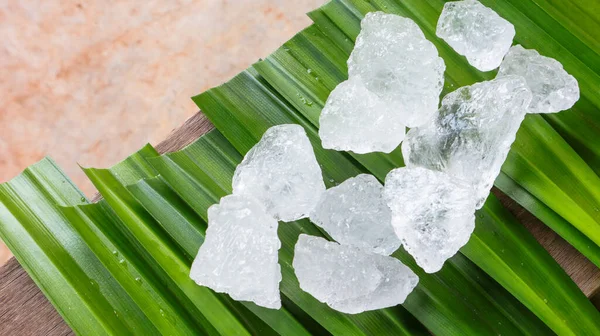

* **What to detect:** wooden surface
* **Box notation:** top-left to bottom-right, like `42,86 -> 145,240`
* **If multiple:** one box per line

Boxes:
1,111 -> 599,335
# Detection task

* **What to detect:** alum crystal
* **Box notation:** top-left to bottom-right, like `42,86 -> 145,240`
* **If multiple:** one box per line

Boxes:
383,167 -> 476,273
190,195 -> 282,309
498,45 -> 580,113
293,234 -> 418,314
310,174 -> 400,255
232,124 -> 325,222
436,0 -> 515,71
402,76 -> 532,208
348,12 -> 446,127
319,78 -> 405,154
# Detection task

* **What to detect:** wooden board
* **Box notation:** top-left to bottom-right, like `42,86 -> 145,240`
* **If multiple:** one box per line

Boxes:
1,111 -> 599,335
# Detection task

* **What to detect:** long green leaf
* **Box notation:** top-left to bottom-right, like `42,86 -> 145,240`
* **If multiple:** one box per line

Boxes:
0,159 -> 158,335
61,201 -> 201,335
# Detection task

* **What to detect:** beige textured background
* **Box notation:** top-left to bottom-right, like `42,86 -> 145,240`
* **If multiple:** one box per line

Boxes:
0,0 -> 325,265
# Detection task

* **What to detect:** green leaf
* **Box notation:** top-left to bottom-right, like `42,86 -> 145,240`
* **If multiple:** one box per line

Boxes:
60,201 -> 201,335
2,1 -> 600,335
0,159 -> 158,335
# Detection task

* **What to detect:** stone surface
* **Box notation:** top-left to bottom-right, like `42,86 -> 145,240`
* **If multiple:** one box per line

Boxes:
293,234 -> 418,314
319,78 -> 405,154
348,12 -> 445,127
310,174 -> 400,255
233,124 -> 325,222
436,0 -> 515,71
383,167 -> 476,273
498,45 -> 580,113
402,76 -> 532,208
190,194 -> 282,309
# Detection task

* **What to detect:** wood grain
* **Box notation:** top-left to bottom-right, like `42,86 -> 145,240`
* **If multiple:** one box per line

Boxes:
1,111 -> 599,335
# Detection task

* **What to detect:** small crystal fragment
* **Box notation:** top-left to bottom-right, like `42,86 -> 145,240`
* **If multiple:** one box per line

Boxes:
190,195 -> 282,309
348,12 -> 446,127
383,167 -> 476,273
436,0 -> 515,71
293,234 -> 418,314
310,174 -> 401,255
232,124 -> 325,222
319,77 -> 405,154
498,45 -> 580,113
402,76 -> 532,208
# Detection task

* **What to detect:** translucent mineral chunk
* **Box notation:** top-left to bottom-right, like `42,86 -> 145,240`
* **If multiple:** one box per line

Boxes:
402,76 -> 532,208
232,124 -> 325,222
293,234 -> 418,314
383,167 -> 477,273
348,12 -> 446,127
498,45 -> 580,113
310,174 -> 401,255
436,0 -> 515,71
319,77 -> 405,154
190,195 -> 282,309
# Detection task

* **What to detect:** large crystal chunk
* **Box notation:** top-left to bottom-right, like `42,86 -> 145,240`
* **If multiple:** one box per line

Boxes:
310,174 -> 400,255
402,76 -> 532,208
348,12 -> 446,127
190,195 -> 282,309
383,167 -> 476,273
232,124 -> 325,222
293,234 -> 418,314
436,0 -> 515,71
319,77 -> 405,154
498,45 -> 580,113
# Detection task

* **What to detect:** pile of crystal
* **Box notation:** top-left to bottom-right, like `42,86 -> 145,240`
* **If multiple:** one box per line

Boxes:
402,76 -> 533,208
293,234 -> 419,314
232,124 -> 325,221
191,124 -> 325,309
383,167 -> 478,273
436,0 -> 515,71
319,11 -> 445,154
310,174 -> 400,255
498,45 -> 580,113
190,195 -> 282,309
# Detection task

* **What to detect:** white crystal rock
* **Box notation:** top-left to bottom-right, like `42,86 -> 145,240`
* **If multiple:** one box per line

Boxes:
498,45 -> 580,113
309,174 -> 401,255
383,167 -> 477,273
402,76 -> 532,208
293,234 -> 418,314
232,124 -> 325,222
319,77 -> 406,154
348,12 -> 446,127
436,0 -> 515,71
190,195 -> 282,309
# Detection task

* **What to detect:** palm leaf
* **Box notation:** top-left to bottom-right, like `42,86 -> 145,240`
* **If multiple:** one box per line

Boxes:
1,0 -> 600,335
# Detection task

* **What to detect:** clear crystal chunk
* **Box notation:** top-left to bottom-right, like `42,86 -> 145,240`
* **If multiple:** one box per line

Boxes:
402,76 -> 532,208
348,12 -> 446,127
436,0 -> 515,71
498,45 -> 580,113
310,174 -> 401,255
190,195 -> 282,309
319,77 -> 405,154
383,167 -> 477,273
232,124 -> 325,222
293,234 -> 418,314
